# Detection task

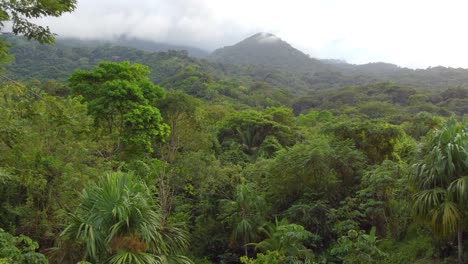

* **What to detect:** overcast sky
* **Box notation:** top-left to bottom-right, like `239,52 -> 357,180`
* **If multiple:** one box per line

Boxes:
37,0 -> 468,69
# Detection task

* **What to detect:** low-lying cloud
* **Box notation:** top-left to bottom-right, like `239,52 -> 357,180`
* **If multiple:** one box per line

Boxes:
36,0 -> 249,50
35,0 -> 468,69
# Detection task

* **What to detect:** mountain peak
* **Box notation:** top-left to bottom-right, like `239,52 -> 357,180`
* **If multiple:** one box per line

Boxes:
209,32 -> 325,73
246,32 -> 281,44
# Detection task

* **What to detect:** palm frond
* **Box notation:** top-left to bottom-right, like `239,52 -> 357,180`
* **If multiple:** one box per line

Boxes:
448,176 -> 468,206
431,201 -> 461,237
412,188 -> 446,219
61,172 -> 191,262
108,251 -> 157,264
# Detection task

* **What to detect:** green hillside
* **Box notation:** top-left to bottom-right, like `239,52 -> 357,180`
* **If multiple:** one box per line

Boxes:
7,33 -> 468,94
0,29 -> 468,264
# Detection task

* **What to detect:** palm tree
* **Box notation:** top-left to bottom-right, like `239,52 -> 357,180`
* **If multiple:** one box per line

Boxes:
60,172 -> 193,264
221,183 -> 265,257
411,118 -> 468,264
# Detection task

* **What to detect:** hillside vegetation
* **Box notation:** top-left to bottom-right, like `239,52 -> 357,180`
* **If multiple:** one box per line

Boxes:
0,31 -> 467,264
7,34 -> 468,93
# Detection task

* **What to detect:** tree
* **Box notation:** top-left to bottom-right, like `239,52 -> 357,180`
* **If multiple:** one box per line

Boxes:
327,120 -> 403,164
60,172 -> 192,264
402,111 -> 442,140
221,183 -> 266,257
252,219 -> 314,262
218,108 -> 295,159
411,118 -> 468,264
161,65 -> 213,98
330,227 -> 387,263
0,228 -> 47,264
357,160 -> 412,239
69,61 -> 170,157
0,82 -> 98,245
0,0 -> 76,66
267,137 -> 338,210
154,91 -> 213,223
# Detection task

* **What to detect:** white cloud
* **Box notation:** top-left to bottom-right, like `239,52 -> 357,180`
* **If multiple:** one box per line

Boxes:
34,0 -> 468,68
255,33 -> 280,44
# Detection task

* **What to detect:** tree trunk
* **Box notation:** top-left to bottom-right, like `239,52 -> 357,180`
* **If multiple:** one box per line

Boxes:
458,222 -> 463,264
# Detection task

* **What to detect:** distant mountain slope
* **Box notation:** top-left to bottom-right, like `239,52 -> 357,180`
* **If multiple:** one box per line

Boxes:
4,34 -> 468,93
209,33 -> 329,73
58,36 -> 209,57
209,32 -> 468,90
4,35 -> 208,83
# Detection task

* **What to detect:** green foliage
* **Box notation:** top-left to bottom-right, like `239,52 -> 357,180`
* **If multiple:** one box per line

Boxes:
357,101 -> 398,119
0,0 -> 76,70
328,198 -> 363,238
379,226 -> 434,264
8,35 -> 468,98
156,90 -> 211,160
0,39 -> 12,67
3,29 -> 468,264
267,135 -> 365,210
411,118 -> 468,236
0,82 -> 100,242
221,183 -> 266,256
60,172 -> 192,263
210,32 -> 323,74
327,120 -> 404,164
0,228 -> 47,264
0,0 -> 76,44
252,219 -> 314,261
218,107 -> 295,159
292,83 -> 457,119
240,250 -> 286,264
296,110 -> 333,127
402,111 -> 442,140
283,200 -> 331,250
330,227 -> 387,263
411,118 -> 467,263
69,61 -> 170,156
268,137 -> 336,206
357,160 -> 412,239
162,65 -> 214,98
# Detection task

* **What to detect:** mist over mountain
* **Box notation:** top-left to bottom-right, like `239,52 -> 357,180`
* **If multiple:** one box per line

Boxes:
56,36 -> 209,57
209,33 -> 328,73
4,2 -> 468,263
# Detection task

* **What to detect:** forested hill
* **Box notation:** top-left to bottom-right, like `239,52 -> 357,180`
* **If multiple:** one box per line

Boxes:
58,36 -> 209,57
209,33 -> 468,89
5,33 -> 468,92
209,32 -> 327,73
2,24 -> 468,264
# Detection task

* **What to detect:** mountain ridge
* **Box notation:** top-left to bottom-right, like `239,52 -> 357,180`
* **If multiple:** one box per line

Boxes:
207,32 -> 468,90
209,32 -> 329,74
57,35 -> 209,58
5,33 -> 468,92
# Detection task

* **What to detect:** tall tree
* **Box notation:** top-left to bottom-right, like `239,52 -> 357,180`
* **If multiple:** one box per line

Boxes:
221,183 -> 266,257
267,137 -> 339,209
328,120 -> 403,164
218,107 -> 295,159
69,61 -> 170,158
411,118 -> 468,264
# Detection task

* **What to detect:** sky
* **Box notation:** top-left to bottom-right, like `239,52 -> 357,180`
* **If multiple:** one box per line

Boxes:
36,0 -> 468,69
